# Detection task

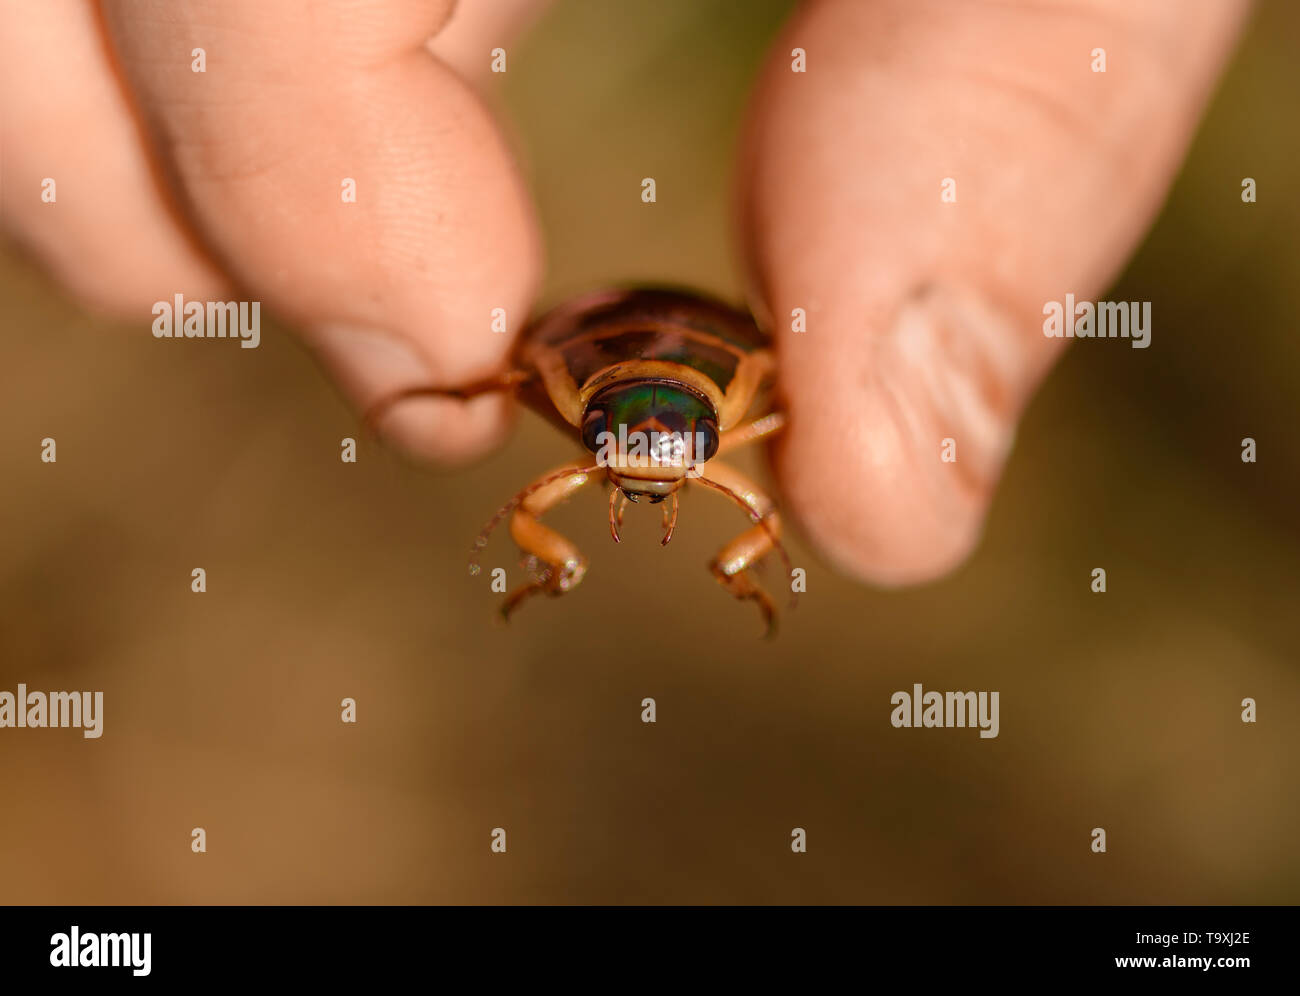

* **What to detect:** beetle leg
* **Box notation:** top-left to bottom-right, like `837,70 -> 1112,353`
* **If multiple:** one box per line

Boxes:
363,369 -> 532,434
660,491 -> 679,546
692,460 -> 783,637
608,487 -> 629,544
717,410 -> 786,456
499,461 -> 597,621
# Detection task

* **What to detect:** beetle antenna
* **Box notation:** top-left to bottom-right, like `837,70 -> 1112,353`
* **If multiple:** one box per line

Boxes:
692,474 -> 796,609
469,462 -> 602,576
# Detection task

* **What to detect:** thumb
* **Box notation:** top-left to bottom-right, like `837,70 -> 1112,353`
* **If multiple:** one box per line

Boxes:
739,0 -> 1249,584
100,0 -> 544,464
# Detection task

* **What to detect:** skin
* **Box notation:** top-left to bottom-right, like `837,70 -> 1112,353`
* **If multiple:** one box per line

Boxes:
0,0 -> 1250,586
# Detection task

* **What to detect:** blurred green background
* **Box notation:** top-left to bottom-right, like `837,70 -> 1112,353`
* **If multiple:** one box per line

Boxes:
1,0 -> 1296,903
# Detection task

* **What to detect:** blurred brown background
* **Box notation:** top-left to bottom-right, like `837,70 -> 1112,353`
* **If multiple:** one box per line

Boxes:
1,0 -> 1297,904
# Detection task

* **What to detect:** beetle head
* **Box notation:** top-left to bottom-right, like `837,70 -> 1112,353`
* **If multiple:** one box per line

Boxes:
581,380 -> 719,499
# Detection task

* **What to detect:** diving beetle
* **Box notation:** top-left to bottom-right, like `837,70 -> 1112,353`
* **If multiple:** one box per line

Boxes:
366,287 -> 792,634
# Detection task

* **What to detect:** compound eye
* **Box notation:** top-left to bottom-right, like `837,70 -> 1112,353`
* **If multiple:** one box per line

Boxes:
694,418 -> 720,462
581,408 -> 608,453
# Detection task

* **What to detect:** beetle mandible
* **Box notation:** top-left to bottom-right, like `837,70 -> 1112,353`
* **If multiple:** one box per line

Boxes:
365,287 -> 791,634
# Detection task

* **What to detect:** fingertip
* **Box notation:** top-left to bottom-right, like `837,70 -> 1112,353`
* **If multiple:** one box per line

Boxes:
776,411 -> 990,588
311,322 -> 514,466
371,393 -> 515,467
98,2 -> 543,439
774,286 -> 1031,586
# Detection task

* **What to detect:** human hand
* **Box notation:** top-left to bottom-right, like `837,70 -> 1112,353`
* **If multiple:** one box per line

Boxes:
2,0 -> 546,464
738,0 -> 1249,583
1,0 -> 1249,584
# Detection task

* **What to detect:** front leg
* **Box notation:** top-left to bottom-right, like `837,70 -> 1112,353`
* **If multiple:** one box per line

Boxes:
691,459 -> 784,637
716,410 -> 786,456
500,461 -> 598,621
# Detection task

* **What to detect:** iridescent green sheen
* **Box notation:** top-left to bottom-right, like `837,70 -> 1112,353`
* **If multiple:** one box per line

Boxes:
597,382 -> 712,435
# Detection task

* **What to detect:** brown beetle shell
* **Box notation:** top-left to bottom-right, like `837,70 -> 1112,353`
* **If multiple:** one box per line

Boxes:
514,287 -> 775,434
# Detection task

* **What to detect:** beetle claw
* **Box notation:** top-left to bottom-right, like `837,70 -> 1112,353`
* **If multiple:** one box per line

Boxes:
710,562 -> 777,638
501,558 -> 587,622
660,491 -> 679,546
609,488 -> 627,544
500,582 -> 543,622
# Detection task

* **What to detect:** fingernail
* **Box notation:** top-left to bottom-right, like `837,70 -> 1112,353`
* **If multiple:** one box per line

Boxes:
885,284 -> 1032,496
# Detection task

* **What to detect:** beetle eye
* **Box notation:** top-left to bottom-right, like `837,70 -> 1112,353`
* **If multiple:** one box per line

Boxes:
695,418 -> 720,462
581,408 -> 608,453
